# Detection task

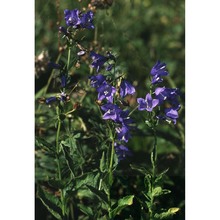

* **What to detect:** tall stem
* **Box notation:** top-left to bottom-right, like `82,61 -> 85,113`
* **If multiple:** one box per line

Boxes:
149,127 -> 157,220
107,122 -> 115,219
56,107 -> 66,217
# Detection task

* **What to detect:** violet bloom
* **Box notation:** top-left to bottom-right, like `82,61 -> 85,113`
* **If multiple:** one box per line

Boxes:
80,11 -> 94,29
150,60 -> 169,84
157,107 -> 179,124
90,51 -> 108,72
120,80 -> 136,98
97,82 -> 116,103
137,93 -> 159,112
115,144 -> 132,161
101,103 -> 121,121
64,9 -> 81,27
46,96 -> 57,105
116,125 -> 131,143
48,62 -> 61,70
61,75 -> 67,88
155,87 -> 181,110
89,74 -> 106,88
116,110 -> 133,126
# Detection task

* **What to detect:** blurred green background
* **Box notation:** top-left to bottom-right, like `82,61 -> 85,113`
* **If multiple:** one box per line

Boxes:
35,0 -> 185,219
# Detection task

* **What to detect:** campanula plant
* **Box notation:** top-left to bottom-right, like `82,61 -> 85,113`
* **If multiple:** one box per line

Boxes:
35,1 -> 184,219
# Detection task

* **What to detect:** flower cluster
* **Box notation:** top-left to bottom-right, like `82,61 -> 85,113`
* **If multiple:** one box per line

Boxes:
137,60 -> 181,124
90,51 -> 115,72
89,52 -> 136,160
64,9 -> 94,29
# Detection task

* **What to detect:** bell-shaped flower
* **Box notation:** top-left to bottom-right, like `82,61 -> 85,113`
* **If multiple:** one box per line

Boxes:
137,93 -> 159,112
150,60 -> 169,84
115,144 -> 132,161
64,9 -> 81,27
80,11 -> 94,29
97,82 -> 116,103
89,74 -> 106,88
101,103 -> 121,121
116,125 -> 131,143
120,80 -> 136,98
90,51 -> 108,72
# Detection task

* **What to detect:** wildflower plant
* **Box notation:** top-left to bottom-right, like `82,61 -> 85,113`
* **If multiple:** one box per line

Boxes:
35,1 -> 184,220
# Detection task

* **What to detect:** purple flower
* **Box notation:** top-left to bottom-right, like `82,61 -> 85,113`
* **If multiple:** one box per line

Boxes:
97,82 -> 116,103
64,9 -> 81,27
116,110 -> 133,126
46,96 -> 57,105
157,106 -> 180,124
48,62 -> 61,70
90,51 -> 108,72
115,144 -> 132,161
89,74 -> 106,88
116,125 -> 131,143
80,11 -> 94,29
154,87 -> 181,111
106,64 -> 113,71
150,60 -> 169,84
61,75 -> 67,88
120,80 -> 136,98
101,103 -> 121,121
137,93 -> 159,112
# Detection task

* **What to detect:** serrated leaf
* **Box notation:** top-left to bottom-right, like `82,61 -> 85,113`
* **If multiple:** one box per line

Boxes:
75,172 -> 100,190
37,186 -> 62,219
110,195 -> 134,218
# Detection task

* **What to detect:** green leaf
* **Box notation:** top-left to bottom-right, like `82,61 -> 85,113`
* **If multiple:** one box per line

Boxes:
154,207 -> 180,219
37,186 -> 62,219
152,187 -> 171,197
100,152 -> 107,173
130,164 -> 149,175
155,168 -> 169,184
86,185 -> 109,206
35,137 -> 55,152
62,146 -> 76,176
110,195 -> 134,218
75,172 -> 100,190
78,204 -> 94,217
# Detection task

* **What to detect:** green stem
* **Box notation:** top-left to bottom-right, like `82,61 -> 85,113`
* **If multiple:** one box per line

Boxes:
149,128 -> 157,220
107,123 -> 115,219
56,108 -> 66,217
128,104 -> 139,116
67,46 -> 71,71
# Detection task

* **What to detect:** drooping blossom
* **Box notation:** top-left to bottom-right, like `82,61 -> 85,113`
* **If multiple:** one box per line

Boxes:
150,60 -> 169,84
120,80 -> 136,98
